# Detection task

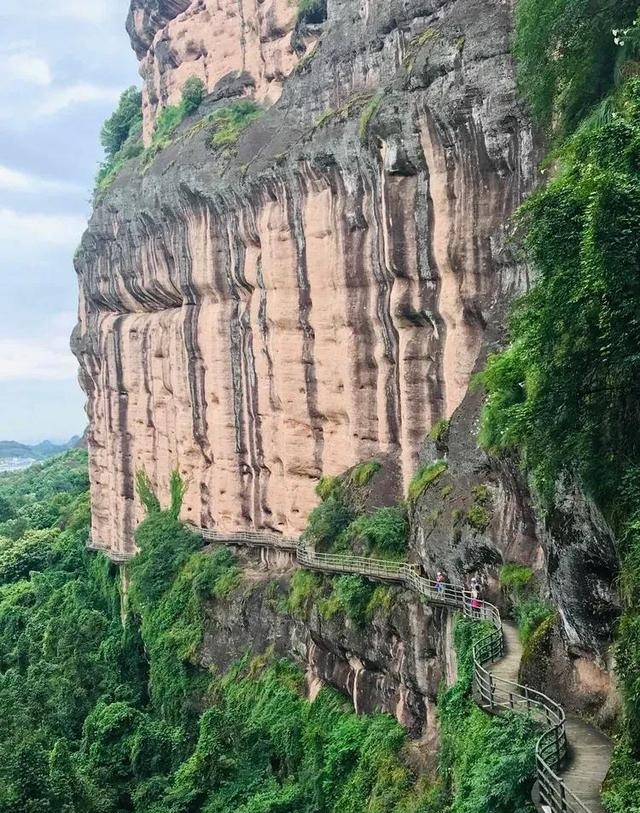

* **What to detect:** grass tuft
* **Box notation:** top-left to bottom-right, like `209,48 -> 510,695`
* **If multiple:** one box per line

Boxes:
350,460 -> 381,488
408,460 -> 448,502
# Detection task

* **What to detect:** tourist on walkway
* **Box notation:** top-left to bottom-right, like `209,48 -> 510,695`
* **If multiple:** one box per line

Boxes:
435,570 -> 445,595
471,587 -> 481,618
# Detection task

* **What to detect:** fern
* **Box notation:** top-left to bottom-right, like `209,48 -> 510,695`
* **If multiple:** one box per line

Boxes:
169,470 -> 187,519
136,470 -> 160,515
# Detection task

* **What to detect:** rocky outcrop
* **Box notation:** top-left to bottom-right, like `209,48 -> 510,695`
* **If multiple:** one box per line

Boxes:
411,380 -> 543,594
520,616 -> 620,730
200,562 -> 455,742
127,0 -> 312,141
410,379 -> 621,717
74,0 -> 539,558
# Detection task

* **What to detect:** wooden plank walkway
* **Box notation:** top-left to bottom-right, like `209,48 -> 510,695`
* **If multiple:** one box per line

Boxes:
562,716 -> 610,813
490,620 -> 521,684
488,622 -> 611,813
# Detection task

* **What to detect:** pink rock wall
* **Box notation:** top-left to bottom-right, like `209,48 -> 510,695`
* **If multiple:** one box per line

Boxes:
75,0 -> 537,558
127,0 -> 305,142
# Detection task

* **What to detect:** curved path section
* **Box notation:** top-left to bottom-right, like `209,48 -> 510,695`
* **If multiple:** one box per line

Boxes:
196,529 -> 610,813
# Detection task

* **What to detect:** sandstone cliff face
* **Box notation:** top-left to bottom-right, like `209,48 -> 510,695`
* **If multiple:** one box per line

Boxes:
75,0 -> 538,558
127,0 -> 311,142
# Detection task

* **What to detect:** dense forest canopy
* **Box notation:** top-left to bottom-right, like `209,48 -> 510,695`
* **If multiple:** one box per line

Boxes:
0,454 -> 421,813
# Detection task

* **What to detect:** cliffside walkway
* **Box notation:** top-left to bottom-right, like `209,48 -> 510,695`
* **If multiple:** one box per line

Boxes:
198,528 -> 611,813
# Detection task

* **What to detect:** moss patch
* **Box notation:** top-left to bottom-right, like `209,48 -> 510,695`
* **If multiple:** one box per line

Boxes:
349,460 -> 382,488
408,460 -> 448,502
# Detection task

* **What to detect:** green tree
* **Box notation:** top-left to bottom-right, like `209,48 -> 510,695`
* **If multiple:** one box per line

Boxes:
0,738 -> 53,813
180,77 -> 205,115
0,496 -> 14,523
100,87 -> 142,160
48,739 -> 83,813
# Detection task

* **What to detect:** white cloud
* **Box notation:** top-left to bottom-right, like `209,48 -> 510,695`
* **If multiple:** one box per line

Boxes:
35,82 -> 121,117
0,209 -> 86,247
0,164 -> 80,194
6,53 -> 52,86
0,166 -> 35,192
0,337 -> 77,381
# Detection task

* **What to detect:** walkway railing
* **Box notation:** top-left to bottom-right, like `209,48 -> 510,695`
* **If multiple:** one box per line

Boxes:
198,529 -> 596,813
87,538 -> 133,564
201,528 -> 298,551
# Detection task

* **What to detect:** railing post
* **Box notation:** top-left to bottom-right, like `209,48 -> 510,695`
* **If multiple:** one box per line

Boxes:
559,778 -> 567,813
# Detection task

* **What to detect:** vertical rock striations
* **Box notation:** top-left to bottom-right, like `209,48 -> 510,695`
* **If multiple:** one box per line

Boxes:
74,0 -> 538,557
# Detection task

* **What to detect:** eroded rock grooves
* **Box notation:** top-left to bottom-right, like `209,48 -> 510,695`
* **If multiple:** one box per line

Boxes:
74,0 -> 538,558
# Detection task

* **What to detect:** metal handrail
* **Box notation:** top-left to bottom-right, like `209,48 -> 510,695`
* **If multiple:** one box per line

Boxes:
86,537 -> 134,564
200,528 -> 299,550
297,539 -> 595,813
90,525 -> 597,813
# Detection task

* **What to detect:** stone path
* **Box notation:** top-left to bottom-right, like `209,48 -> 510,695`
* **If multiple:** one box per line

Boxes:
488,622 -> 611,813
562,715 -> 610,813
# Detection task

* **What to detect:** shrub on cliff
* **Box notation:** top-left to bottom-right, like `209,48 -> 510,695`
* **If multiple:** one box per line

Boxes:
513,599 -> 554,647
305,489 -> 356,550
100,86 -> 142,160
328,574 -> 374,625
95,87 -> 143,195
208,100 -> 264,152
181,76 -> 205,115
408,460 -> 448,502
349,459 -> 381,487
499,563 -> 533,594
297,0 -> 327,24
342,505 -> 408,558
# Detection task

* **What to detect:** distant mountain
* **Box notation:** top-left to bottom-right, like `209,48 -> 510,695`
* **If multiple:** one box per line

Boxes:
0,436 -> 81,461
0,441 -> 33,460
30,437 -> 82,457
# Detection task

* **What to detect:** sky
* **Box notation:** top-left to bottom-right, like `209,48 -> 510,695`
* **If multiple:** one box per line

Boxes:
0,0 -> 139,443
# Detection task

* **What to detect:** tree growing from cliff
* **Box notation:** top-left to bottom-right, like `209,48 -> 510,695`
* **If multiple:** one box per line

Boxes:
181,77 -> 205,115
100,86 -> 143,160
